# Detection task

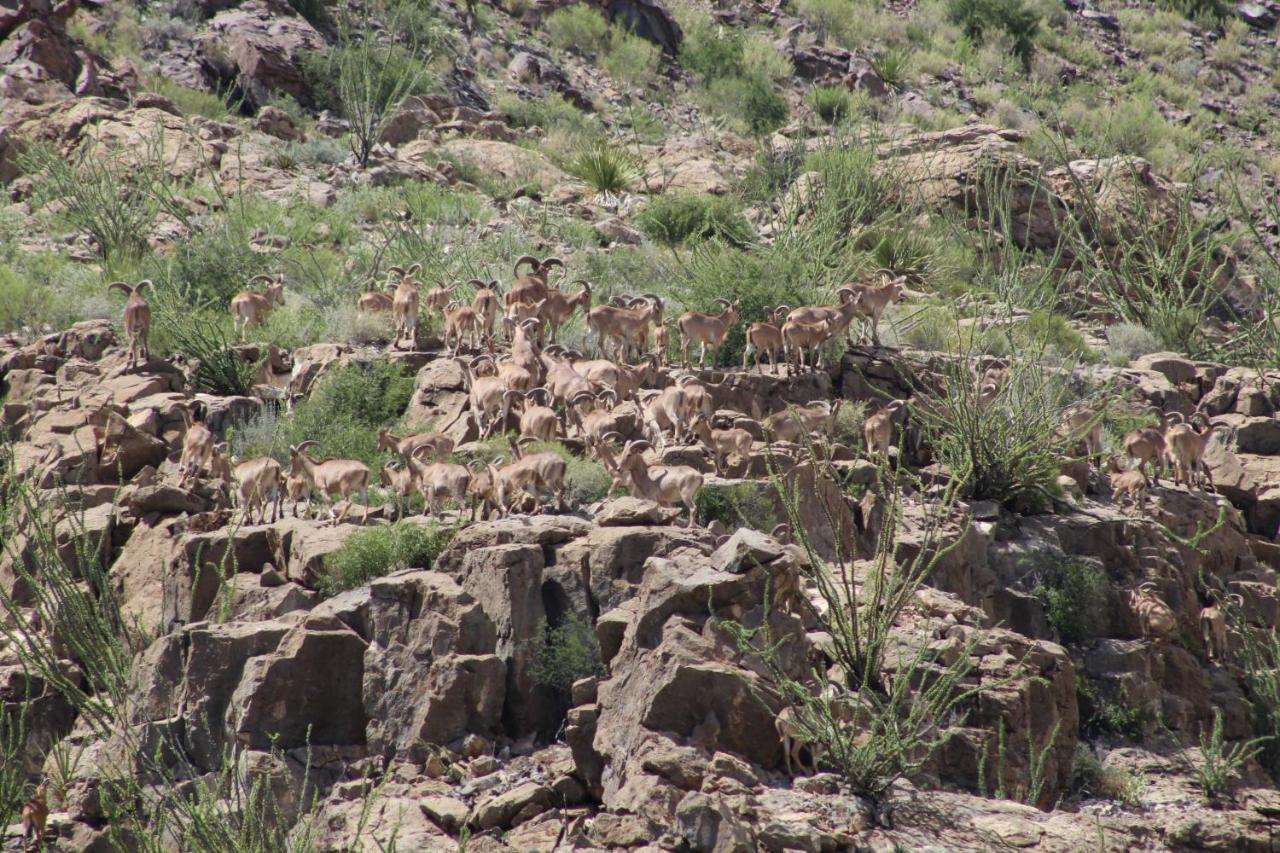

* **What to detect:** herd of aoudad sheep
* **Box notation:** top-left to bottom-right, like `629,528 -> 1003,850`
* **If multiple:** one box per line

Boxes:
103,253 -> 1227,528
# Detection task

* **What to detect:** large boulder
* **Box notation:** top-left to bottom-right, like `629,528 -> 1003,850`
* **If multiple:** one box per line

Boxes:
195,0 -> 325,110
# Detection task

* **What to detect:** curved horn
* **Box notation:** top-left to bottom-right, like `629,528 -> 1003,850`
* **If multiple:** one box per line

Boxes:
837,287 -> 858,303
407,263 -> 422,276
410,444 -> 436,462
106,280 -> 133,296
1228,593 -> 1245,607
513,255 -> 539,276
387,266 -> 406,276
540,257 -> 564,270
626,439 -> 652,454
676,375 -> 699,386
293,440 -> 319,454
466,278 -> 488,288
599,431 -> 625,445
714,297 -> 733,309
134,279 -> 153,293
570,390 -> 596,405
1139,582 -> 1158,593
250,274 -> 276,285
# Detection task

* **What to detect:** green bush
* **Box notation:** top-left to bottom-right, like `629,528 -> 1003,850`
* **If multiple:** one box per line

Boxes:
545,5 -> 611,54
1156,0 -> 1226,23
319,521 -> 456,596
0,266 -> 42,334
496,93 -> 599,136
528,610 -> 605,693
286,362 -> 416,464
1077,677 -> 1150,741
564,141 -> 640,195
946,0 -> 1040,69
678,17 -> 746,80
696,482 -> 778,532
148,222 -> 273,309
809,86 -> 853,124
707,72 -> 789,135
604,29 -> 661,86
143,75 -> 238,120
1033,557 -> 1108,644
635,193 -> 755,246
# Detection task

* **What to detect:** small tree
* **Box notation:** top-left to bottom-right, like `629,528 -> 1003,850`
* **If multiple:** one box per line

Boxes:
721,455 -> 1019,815
327,3 -> 441,166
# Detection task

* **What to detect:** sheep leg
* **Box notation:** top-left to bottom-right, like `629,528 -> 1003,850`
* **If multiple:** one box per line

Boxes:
782,734 -> 794,776
699,341 -> 707,369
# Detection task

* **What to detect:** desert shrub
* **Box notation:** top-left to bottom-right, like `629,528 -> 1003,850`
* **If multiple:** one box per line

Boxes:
870,46 -> 913,89
529,610 -> 605,693
946,0 -> 1040,69
147,221 -> 273,309
545,4 -> 611,54
319,521 -> 456,596
707,72 -> 789,135
318,3 -> 444,165
634,193 -> 755,246
722,463 -> 1009,808
143,75 -> 238,119
1077,677 -> 1150,740
809,86 -> 853,124
1106,322 -> 1162,365
287,0 -> 331,29
1070,745 -> 1145,806
1156,0 -> 1226,23
285,362 -> 415,464
19,141 -> 160,262
0,266 -> 42,334
914,355 -> 1079,513
1058,167 -> 1229,356
696,482 -> 778,532
1033,557 -> 1108,643
1196,709 -> 1269,801
678,16 -> 747,80
285,136 -> 348,166
496,93 -> 599,136
795,0 -> 853,43
563,141 -> 640,194
604,30 -> 661,86
157,312 -> 256,395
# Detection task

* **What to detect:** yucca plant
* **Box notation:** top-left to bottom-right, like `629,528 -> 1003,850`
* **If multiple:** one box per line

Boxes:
870,47 -> 913,91
564,140 -> 641,195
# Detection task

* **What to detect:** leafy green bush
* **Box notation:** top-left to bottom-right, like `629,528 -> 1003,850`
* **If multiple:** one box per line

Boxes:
696,482 -> 778,532
143,75 -> 238,119
148,222 -> 273,309
529,610 -> 604,693
707,72 -> 789,135
1077,677 -> 1150,741
1156,0 -> 1226,23
497,93 -> 599,136
946,0 -> 1040,69
286,362 -> 415,464
604,29 -> 661,86
0,266 -> 42,334
545,4 -> 611,54
319,521 -> 456,596
678,17 -> 746,80
635,193 -> 755,246
564,141 -> 640,194
1033,558 -> 1108,644
809,86 -> 853,124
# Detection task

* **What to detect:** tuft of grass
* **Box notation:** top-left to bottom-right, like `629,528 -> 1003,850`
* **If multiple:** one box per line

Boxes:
563,141 -> 640,195
143,76 -> 239,120
1195,709 -> 1269,802
695,481 -> 778,532
1078,677 -> 1150,741
319,521 -> 456,596
809,86 -> 854,124
604,30 -> 661,87
158,312 -> 256,395
634,193 -> 755,246
706,72 -> 789,136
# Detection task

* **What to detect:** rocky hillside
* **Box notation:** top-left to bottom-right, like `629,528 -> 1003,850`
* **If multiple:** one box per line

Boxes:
5,0 -> 1280,849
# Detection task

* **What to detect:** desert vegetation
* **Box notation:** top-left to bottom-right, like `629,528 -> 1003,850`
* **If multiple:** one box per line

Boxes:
2,0 -> 1280,846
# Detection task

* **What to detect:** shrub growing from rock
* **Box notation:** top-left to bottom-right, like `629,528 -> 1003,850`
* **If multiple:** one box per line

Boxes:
320,521 -> 456,596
